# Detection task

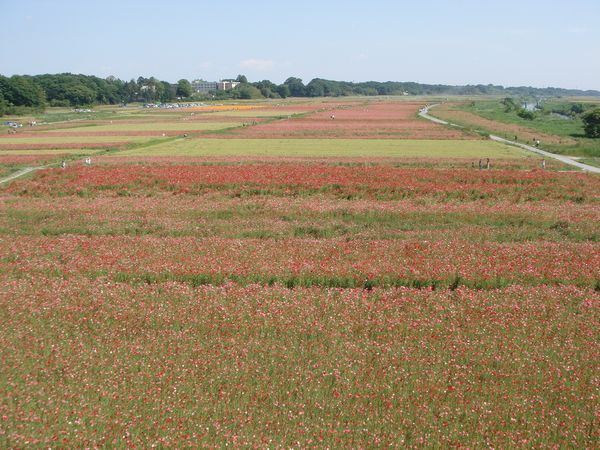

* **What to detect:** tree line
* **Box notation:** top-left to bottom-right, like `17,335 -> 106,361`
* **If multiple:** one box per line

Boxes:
1,72 -> 599,116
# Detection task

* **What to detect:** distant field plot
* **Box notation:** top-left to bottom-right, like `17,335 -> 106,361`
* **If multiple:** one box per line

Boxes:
179,104 -> 262,113
0,148 -> 99,156
0,135 -> 149,145
0,134 -> 151,150
204,109 -> 314,118
117,138 -> 528,158
223,101 -> 474,139
44,121 -> 241,133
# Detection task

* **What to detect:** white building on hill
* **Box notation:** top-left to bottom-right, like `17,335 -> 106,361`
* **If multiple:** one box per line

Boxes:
191,79 -> 241,94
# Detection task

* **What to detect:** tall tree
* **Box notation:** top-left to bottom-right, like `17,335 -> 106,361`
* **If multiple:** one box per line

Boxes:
276,84 -> 290,98
176,79 -> 193,98
306,79 -> 326,97
283,77 -> 305,97
0,90 -> 7,115
160,81 -> 176,102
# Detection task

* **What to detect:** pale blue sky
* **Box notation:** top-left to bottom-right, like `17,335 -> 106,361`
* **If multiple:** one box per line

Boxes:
1,0 -> 599,90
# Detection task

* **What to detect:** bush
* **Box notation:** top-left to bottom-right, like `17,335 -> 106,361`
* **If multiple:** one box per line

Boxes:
517,109 -> 535,120
501,97 -> 517,112
49,99 -> 71,107
582,108 -> 600,138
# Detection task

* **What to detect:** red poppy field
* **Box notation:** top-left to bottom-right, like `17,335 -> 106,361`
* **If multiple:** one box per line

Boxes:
1,151 -> 599,447
0,98 -> 598,447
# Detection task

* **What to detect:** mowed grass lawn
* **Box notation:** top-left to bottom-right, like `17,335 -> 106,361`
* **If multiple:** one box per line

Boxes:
118,138 -> 532,158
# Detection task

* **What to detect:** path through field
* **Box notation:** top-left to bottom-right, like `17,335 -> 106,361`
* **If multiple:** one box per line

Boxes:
0,166 -> 43,184
419,105 -> 600,174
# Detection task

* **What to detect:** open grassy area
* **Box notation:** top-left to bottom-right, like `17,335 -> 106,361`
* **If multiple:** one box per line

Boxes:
465,99 -> 587,138
118,138 -> 529,158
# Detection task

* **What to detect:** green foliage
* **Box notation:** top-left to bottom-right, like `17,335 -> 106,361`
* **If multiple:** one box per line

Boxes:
517,109 -> 536,120
276,84 -> 290,98
306,79 -> 326,97
0,75 -> 46,108
283,77 -> 306,97
253,80 -> 280,99
570,103 -> 585,115
34,73 -> 121,106
501,97 -> 517,112
236,83 -> 263,99
2,70 -> 599,117
0,90 -> 7,115
176,79 -> 193,98
582,108 -> 600,138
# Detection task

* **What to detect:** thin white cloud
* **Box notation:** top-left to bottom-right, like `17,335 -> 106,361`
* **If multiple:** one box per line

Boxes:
240,59 -> 274,71
566,26 -> 589,35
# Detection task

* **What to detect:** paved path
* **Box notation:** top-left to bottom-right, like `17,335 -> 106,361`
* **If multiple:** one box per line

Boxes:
0,166 -> 43,184
418,105 -> 452,125
489,135 -> 600,173
419,105 -> 600,174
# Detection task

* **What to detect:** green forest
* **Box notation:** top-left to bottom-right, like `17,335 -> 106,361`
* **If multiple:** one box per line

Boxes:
1,72 -> 599,115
